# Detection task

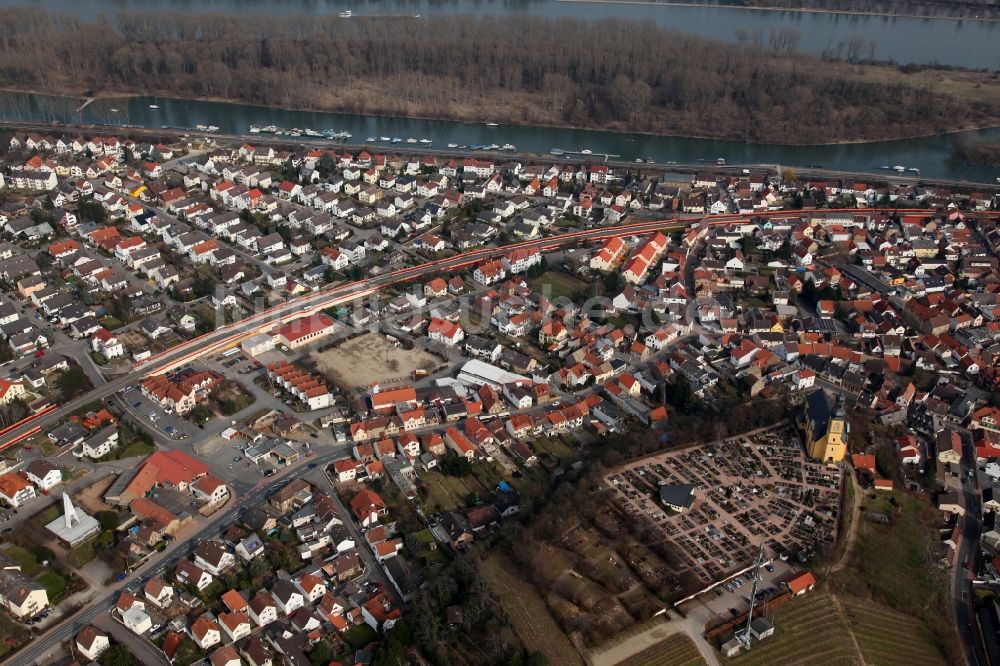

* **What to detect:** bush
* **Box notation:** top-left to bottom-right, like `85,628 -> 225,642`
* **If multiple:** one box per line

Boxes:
440,452 -> 472,477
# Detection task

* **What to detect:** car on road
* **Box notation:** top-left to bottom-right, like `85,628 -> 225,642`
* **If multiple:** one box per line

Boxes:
233,456 -> 243,462
765,564 -> 774,573
308,462 -> 318,469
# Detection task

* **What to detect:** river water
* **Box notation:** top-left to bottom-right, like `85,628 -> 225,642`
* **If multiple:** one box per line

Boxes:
2,0 -> 999,68
3,92 -> 1000,184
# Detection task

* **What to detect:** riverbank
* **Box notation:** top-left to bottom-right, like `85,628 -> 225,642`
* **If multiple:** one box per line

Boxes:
953,139 -> 1000,167
556,0 -> 1000,22
7,85 -> 1000,150
2,10 -> 999,145
5,86 -> 1000,182
4,116 -> 1000,188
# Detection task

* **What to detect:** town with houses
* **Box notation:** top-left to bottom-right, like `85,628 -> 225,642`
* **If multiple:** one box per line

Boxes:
0,126 -> 997,665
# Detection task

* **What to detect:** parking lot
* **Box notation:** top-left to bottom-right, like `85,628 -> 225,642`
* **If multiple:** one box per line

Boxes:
117,384 -> 189,440
606,425 -> 841,586
679,557 -> 796,623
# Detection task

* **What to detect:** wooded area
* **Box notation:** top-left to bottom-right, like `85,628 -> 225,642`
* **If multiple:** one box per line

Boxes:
0,8 -> 998,143
746,0 -> 1000,19
953,139 -> 1000,166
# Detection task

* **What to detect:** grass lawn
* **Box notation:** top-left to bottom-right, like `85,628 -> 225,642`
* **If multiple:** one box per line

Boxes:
100,316 -> 124,330
419,471 -> 465,512
117,439 -> 156,459
1,545 -> 42,575
37,570 -> 67,600
482,554 -> 582,666
617,633 -> 705,666
831,490 -> 949,621
527,270 -> 588,300
69,540 -> 97,568
532,436 -> 578,465
32,503 -> 61,528
343,624 -> 377,650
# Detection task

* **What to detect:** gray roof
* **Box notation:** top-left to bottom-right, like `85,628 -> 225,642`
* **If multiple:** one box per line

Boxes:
658,483 -> 697,511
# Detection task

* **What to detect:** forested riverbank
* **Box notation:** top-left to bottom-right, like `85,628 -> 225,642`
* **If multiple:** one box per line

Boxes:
1,8 -> 1000,143
953,139 -> 1000,166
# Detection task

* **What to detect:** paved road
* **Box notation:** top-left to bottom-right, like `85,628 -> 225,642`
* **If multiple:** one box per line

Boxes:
314,468 -> 403,608
93,613 -> 171,666
955,432 -> 986,666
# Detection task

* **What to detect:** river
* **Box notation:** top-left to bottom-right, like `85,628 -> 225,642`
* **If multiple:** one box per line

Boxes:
3,92 -> 999,184
2,0 -> 999,68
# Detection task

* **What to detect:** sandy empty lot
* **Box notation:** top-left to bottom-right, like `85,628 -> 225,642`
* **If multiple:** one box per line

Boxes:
311,333 -> 440,390
75,475 -> 115,514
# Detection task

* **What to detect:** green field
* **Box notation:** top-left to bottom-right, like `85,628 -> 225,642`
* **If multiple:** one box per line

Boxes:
728,592 -> 944,665
840,597 -> 946,665
730,594 -> 859,665
833,490 -> 949,622
37,571 -> 67,599
617,633 -> 706,666
532,436 -> 578,465
1,545 -> 43,575
482,555 -> 582,666
528,270 -> 588,300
